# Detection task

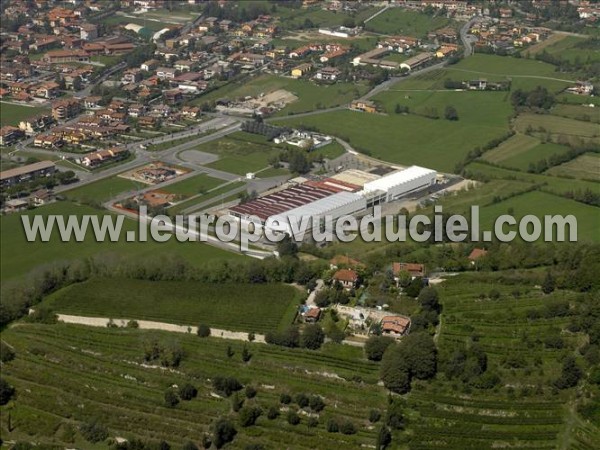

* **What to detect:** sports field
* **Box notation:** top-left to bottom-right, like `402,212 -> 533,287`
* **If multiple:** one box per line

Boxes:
0,201 -> 243,281
46,278 -> 299,333
545,153 -> 600,181
0,102 -> 50,127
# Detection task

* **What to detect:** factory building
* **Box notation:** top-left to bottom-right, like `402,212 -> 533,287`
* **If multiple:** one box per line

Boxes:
360,166 -> 437,206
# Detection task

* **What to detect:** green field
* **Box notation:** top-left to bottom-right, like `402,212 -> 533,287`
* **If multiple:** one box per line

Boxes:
482,134 -> 571,172
46,278 -> 299,333
0,102 -> 50,127
194,74 -> 369,116
0,323 -> 383,448
546,153 -> 600,181
552,103 -> 600,123
161,173 -> 224,198
0,202 -> 243,281
479,190 -> 600,242
63,175 -> 146,204
276,5 -> 380,30
275,103 -> 511,173
514,113 -> 600,144
101,15 -> 170,32
167,181 -> 246,214
365,8 -> 452,38
531,35 -> 600,64
196,133 -> 281,175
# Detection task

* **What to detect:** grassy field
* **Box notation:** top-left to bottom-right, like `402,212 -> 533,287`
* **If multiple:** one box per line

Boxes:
101,15 -> 171,32
365,8 -> 453,38
160,173 -> 224,198
546,153 -> 600,181
482,135 -> 571,172
514,113 -> 600,144
276,5 -> 380,30
193,74 -> 369,116
551,103 -> 600,123
194,133 -> 281,175
0,102 -> 50,127
478,190 -> 600,242
529,35 -> 600,64
0,201 -> 243,281
62,175 -> 146,204
46,278 -> 299,333
405,275 -> 595,450
275,104 -> 511,173
0,323 -> 384,448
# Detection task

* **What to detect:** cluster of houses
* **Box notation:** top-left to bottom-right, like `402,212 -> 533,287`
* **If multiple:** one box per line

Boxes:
468,19 -> 552,53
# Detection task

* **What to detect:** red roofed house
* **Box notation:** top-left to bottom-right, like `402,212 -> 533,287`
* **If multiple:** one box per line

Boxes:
333,269 -> 359,290
330,255 -> 364,270
381,315 -> 411,337
392,262 -> 425,279
304,307 -> 321,323
468,248 -> 488,263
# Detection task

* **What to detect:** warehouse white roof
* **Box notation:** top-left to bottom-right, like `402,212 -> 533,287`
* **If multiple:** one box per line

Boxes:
267,191 -> 365,227
362,165 -> 436,193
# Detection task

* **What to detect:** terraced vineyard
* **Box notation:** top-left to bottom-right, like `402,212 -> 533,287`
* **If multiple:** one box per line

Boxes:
1,324 -> 384,448
404,276 -> 598,450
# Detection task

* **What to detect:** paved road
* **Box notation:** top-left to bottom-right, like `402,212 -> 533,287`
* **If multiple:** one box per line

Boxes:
460,17 -> 479,58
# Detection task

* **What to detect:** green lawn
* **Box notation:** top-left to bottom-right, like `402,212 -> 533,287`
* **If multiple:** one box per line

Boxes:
0,102 -> 50,127
62,175 -> 146,204
0,201 -> 243,281
46,278 -> 299,333
161,174 -> 224,198
365,8 -> 453,38
194,74 -> 369,116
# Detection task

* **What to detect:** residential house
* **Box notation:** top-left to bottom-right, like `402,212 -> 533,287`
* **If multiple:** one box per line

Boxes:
52,98 -> 81,120
81,147 -> 128,167
315,67 -> 341,82
304,307 -> 321,323
332,269 -> 359,290
381,315 -> 411,337
33,133 -> 63,148
291,62 -> 313,78
35,81 -> 61,99
31,188 -> 54,206
468,248 -> 488,264
0,160 -> 56,187
121,69 -> 142,84
350,100 -> 378,113
0,126 -> 25,146
156,67 -> 178,79
329,255 -> 364,270
392,262 -> 426,280
140,59 -> 160,71
174,60 -> 197,72
19,114 -> 54,135
80,23 -> 98,41
44,49 -> 90,64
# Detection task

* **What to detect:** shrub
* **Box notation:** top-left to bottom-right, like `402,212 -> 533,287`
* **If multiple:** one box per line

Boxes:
286,410 -> 300,425
212,376 -> 243,397
307,417 -> 319,428
369,409 -> 381,423
326,418 -> 339,433
309,395 -> 325,412
213,418 -> 237,449
197,324 -> 211,337
340,420 -> 357,435
279,393 -> 291,404
238,406 -> 262,427
295,393 -> 309,408
179,383 -> 198,401
164,389 -> 179,408
126,320 -> 139,328
267,406 -> 280,420
80,419 -> 109,443
0,378 -> 15,405
0,342 -> 15,363
245,385 -> 257,399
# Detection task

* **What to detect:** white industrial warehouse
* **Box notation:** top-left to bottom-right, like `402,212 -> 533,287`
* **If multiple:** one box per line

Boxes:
228,165 -> 437,236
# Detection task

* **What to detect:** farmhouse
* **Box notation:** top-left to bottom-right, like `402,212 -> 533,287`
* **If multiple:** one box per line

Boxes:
330,255 -> 364,270
0,160 -> 56,187
392,262 -> 426,279
333,269 -> 359,290
468,248 -> 488,262
381,315 -> 411,337
304,307 -> 321,323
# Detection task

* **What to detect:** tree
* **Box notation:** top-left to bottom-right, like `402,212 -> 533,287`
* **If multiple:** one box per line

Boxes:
542,271 -> 555,295
326,418 -> 339,433
405,277 -> 423,298
396,270 -> 412,288
267,405 -> 280,419
376,425 -> 392,449
80,420 -> 109,443
369,409 -> 382,423
164,389 -> 179,408
241,345 -> 252,362
287,410 -> 300,425
309,395 -> 325,412
444,105 -> 459,121
197,324 -> 211,337
0,378 -> 15,405
231,392 -> 244,412
554,356 -> 582,389
226,345 -> 234,358
179,383 -> 198,401
365,336 -> 395,361
238,406 -> 262,427
0,342 -> 15,363
279,393 -> 292,404
295,393 -> 309,408
418,287 -> 441,313
288,149 -> 311,174
245,385 -> 257,399
340,420 -> 357,435
301,324 -> 325,350
213,418 -> 237,448
277,234 -> 298,257
212,376 -> 243,397
394,104 -> 409,114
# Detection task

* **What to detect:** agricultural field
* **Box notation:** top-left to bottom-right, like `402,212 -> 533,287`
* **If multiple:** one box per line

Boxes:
62,174 -> 146,204
0,323 -> 384,448
0,102 -> 50,127
478,190 -> 600,242
551,103 -> 600,123
160,173 -> 224,198
482,135 -> 570,172
0,201 -> 243,281
194,74 -> 369,116
364,8 -> 453,38
405,275 -> 597,450
46,278 -> 299,333
167,181 -> 246,215
546,153 -> 600,182
276,104 -> 511,173
275,5 -> 381,30
514,113 -> 600,144
528,35 -> 600,64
